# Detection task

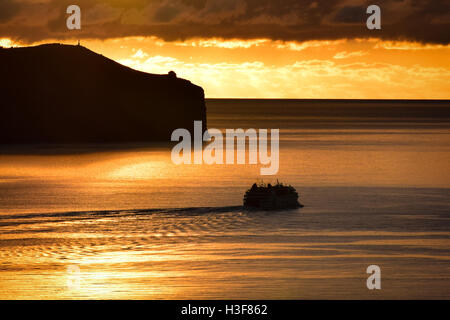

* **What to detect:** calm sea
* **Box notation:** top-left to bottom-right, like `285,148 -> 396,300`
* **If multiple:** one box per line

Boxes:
0,99 -> 449,299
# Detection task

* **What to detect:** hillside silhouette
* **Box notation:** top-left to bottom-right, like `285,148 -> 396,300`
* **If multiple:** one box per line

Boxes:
0,43 -> 206,143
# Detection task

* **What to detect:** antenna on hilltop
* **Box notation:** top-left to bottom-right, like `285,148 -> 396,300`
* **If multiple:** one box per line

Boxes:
77,40 -> 80,46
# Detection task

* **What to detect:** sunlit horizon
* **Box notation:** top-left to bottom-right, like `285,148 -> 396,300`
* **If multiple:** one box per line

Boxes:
2,36 -> 449,99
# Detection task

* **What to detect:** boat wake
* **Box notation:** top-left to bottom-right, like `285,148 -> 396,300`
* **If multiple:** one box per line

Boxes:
0,205 -> 244,226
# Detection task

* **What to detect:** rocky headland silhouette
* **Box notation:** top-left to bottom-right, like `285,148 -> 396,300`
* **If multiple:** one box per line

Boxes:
0,43 -> 206,143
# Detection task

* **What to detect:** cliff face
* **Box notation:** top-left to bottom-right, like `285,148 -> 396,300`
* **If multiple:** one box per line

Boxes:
0,43 -> 206,143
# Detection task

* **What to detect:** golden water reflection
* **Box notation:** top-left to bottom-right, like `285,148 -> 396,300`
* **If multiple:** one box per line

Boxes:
0,128 -> 449,299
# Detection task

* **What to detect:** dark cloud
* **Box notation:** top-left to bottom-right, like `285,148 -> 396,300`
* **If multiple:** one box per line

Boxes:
332,6 -> 365,23
180,0 -> 207,10
0,0 -> 21,23
154,4 -> 181,22
0,0 -> 449,44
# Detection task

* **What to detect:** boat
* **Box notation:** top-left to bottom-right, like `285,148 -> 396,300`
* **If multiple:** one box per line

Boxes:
243,181 -> 303,210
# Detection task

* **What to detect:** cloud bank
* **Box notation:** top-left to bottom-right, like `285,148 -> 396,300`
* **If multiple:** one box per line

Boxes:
0,0 -> 449,44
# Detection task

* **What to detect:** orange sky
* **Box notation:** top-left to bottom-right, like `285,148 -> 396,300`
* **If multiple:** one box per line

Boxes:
2,37 -> 449,99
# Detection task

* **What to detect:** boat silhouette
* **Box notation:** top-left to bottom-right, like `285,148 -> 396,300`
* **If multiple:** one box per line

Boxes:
243,182 -> 303,210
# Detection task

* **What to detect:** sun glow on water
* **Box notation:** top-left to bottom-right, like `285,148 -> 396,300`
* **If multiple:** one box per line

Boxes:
107,160 -> 170,180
